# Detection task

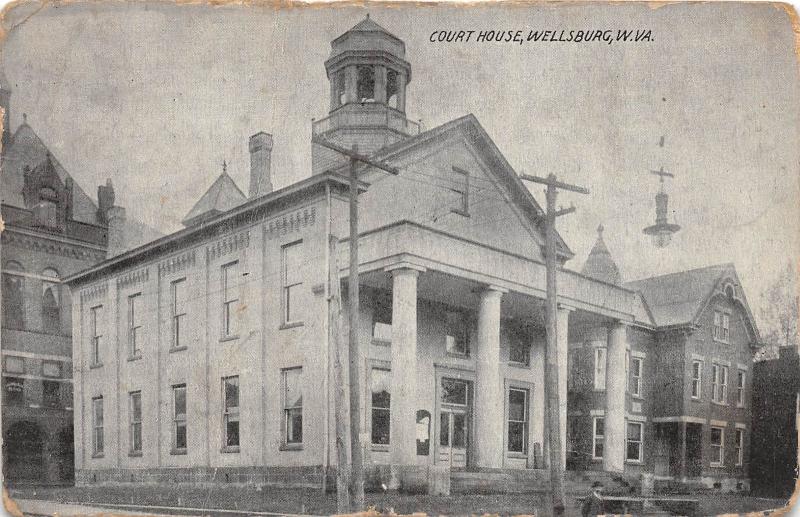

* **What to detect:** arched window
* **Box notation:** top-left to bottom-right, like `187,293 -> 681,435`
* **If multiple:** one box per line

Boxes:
357,65 -> 375,102
386,69 -> 399,109
41,268 -> 61,334
2,261 -> 25,330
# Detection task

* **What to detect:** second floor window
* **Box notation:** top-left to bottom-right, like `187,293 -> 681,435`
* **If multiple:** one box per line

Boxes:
283,368 -> 303,445
629,357 -> 643,397
691,360 -> 702,399
41,268 -> 61,334
507,388 -> 529,454
128,293 -> 142,357
712,364 -> 728,403
509,327 -> 530,366
4,377 -> 25,406
2,263 -> 25,329
222,376 -> 240,449
129,391 -> 142,454
173,384 -> 187,452
43,380 -> 60,408
445,310 -> 469,356
594,347 -> 607,390
713,310 -> 730,342
370,368 -> 391,446
736,370 -> 746,406
171,278 -> 187,348
372,299 -> 392,343
282,242 -> 303,325
222,262 -> 240,337
92,396 -> 104,456
90,305 -> 103,365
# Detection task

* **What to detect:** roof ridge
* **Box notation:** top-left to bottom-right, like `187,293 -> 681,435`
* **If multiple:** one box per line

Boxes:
625,262 -> 733,285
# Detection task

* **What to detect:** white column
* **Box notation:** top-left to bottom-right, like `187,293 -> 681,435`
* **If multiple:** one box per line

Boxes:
386,264 -> 424,486
604,321 -> 627,473
557,305 -> 572,469
474,285 -> 507,469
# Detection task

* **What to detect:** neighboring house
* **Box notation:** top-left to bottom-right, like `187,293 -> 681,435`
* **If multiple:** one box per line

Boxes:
750,346 -> 799,498
64,17 -> 760,494
0,70 -> 161,484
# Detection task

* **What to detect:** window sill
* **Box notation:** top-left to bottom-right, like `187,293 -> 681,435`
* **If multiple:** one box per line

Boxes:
711,401 -> 728,407
508,362 -> 531,369
280,443 -> 303,452
169,345 -> 188,353
127,354 -> 142,362
592,457 -> 603,463
371,339 -> 391,347
219,335 -> 240,343
625,459 -> 644,465
691,396 -> 702,401
279,322 -> 304,331
631,394 -> 644,400
507,452 -> 528,459
89,363 -> 103,370
712,338 -> 730,345
445,352 -> 470,360
710,463 -> 724,468
91,453 -> 104,459
128,450 -> 143,457
221,446 -> 240,454
371,444 -> 390,453
170,448 -> 187,456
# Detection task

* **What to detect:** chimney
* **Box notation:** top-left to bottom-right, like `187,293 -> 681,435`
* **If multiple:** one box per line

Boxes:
105,206 -> 126,258
97,179 -> 115,224
249,132 -> 273,198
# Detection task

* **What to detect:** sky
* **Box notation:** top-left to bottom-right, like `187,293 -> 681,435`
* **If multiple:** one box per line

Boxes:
2,2 -> 798,325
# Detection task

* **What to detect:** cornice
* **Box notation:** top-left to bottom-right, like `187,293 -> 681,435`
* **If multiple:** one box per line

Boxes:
264,207 -> 317,240
2,229 -> 106,262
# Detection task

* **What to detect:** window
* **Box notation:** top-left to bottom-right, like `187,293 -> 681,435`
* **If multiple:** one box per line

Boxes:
222,376 -> 240,449
90,305 -> 103,365
507,388 -> 529,454
386,68 -> 399,109
2,262 -> 25,329
710,426 -> 724,466
509,327 -> 530,366
592,417 -> 605,460
630,356 -> 643,397
736,370 -> 746,406
372,298 -> 392,343
222,262 -> 240,337
626,422 -> 643,462
735,429 -> 744,466
445,310 -> 469,356
128,293 -> 142,357
283,368 -> 303,445
4,356 -> 24,374
441,378 -> 469,406
356,65 -> 375,102
334,70 -> 346,108
173,384 -> 187,452
41,268 -> 60,334
625,350 -> 630,392
129,391 -> 142,453
282,243 -> 303,325
712,364 -> 728,403
713,310 -> 730,342
42,361 -> 61,378
43,380 -> 60,408
594,347 -> 607,390
92,396 -> 104,456
450,167 -> 470,216
171,278 -> 188,348
4,377 -> 24,406
691,360 -> 703,399
370,368 -> 391,445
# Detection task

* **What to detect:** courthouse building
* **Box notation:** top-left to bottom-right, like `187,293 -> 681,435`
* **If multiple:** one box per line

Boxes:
65,18 -> 760,494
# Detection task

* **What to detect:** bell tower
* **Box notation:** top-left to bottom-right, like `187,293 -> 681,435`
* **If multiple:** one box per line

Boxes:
312,16 -> 418,174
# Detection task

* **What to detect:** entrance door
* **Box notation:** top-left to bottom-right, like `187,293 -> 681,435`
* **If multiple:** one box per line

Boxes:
436,377 -> 471,469
438,409 -> 469,468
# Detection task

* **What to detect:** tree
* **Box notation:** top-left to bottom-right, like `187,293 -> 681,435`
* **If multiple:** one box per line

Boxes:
758,261 -> 799,360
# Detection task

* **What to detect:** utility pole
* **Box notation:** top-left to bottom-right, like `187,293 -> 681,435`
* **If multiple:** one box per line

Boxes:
520,173 -> 588,517
313,135 -> 398,511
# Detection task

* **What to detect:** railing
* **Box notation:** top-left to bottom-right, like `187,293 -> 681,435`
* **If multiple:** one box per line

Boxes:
312,104 -> 421,136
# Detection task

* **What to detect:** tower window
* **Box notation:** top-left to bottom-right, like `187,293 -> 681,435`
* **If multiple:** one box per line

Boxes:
334,70 -> 346,108
357,65 -> 375,102
386,69 -> 399,109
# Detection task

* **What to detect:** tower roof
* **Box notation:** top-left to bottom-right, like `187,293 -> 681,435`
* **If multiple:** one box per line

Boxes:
329,15 -> 406,60
582,225 -> 622,285
182,164 -> 246,227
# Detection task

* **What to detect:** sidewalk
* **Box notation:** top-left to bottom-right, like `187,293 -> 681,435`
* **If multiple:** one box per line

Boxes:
12,499 -> 199,517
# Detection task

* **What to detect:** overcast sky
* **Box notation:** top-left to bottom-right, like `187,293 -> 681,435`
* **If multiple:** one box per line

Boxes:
2,2 -> 798,322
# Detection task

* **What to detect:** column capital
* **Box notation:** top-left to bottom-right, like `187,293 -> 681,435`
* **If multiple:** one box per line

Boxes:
557,303 -> 576,313
384,262 -> 426,275
483,284 -> 508,295
606,319 -> 632,330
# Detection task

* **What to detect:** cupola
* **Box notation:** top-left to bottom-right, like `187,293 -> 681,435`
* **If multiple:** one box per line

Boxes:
582,225 -> 622,285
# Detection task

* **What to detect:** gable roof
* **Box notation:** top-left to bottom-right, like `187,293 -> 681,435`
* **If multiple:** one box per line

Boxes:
1,121 -> 101,225
625,263 -> 760,342
369,113 -> 573,259
182,171 -> 247,227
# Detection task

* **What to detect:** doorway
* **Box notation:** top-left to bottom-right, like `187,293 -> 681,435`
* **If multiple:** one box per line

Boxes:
436,377 -> 472,469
